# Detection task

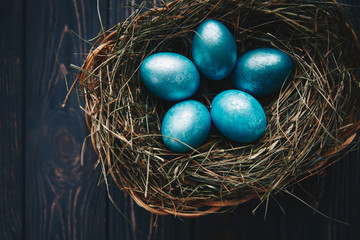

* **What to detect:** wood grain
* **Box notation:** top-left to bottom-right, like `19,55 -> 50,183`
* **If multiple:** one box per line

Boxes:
106,1 -> 193,240
0,0 -> 25,239
278,149 -> 360,240
23,0 -> 107,239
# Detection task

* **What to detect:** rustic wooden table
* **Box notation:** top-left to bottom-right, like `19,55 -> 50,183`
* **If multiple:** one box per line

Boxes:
1,0 -> 360,239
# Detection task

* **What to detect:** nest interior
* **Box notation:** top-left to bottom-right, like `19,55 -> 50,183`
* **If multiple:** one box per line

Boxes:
68,0 -> 360,217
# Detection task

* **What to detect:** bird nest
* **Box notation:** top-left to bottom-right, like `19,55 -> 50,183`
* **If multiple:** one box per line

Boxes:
65,0 -> 360,217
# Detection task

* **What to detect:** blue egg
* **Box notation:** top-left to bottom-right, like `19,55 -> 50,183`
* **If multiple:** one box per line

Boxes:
192,19 -> 237,80
140,52 -> 200,101
232,48 -> 294,97
211,90 -> 266,143
162,100 -> 211,152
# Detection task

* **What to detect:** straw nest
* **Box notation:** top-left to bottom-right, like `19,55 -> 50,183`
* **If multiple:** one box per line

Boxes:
65,0 -> 360,217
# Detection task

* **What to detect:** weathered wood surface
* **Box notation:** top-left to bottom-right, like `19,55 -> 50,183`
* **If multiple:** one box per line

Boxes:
0,0 -> 25,239
0,0 -> 360,239
23,0 -> 108,239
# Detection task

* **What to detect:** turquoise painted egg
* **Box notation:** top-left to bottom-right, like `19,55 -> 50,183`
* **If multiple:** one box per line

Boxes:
232,48 -> 294,96
192,19 -> 237,80
211,90 -> 267,143
140,52 -> 200,101
162,100 -> 211,153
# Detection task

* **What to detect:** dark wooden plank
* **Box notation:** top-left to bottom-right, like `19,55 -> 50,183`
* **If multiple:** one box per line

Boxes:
192,199 -> 282,240
0,0 -> 25,239
106,1 -> 163,240
106,2 -> 134,240
106,1 -> 194,240
106,2 -> 138,238
277,147 -> 360,240
24,0 -> 108,239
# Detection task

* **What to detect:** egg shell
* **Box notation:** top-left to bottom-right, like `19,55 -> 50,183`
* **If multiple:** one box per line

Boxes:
211,90 -> 267,143
140,52 -> 200,101
232,48 -> 294,96
192,19 -> 237,80
162,100 -> 211,153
